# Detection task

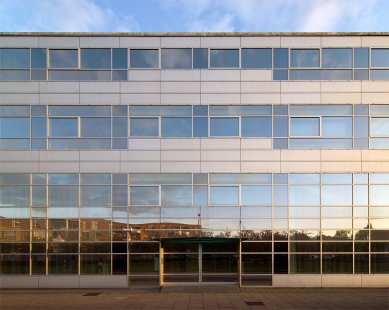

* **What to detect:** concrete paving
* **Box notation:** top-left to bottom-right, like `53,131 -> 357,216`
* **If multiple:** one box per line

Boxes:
0,287 -> 388,309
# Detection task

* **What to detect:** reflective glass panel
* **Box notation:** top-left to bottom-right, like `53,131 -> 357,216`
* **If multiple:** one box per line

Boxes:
48,186 -> 79,206
274,48 -> 288,68
354,117 -> 369,137
371,48 -> 389,67
193,48 -> 208,69
130,49 -> 159,68
371,118 -> 389,136
291,49 -> 319,67
193,117 -> 208,137
31,48 -> 47,69
112,48 -> 128,69
354,48 -> 369,68
161,48 -> 192,69
49,49 -> 78,68
0,48 -> 30,68
130,186 -> 159,206
161,117 -> 192,137
0,118 -> 30,138
130,117 -> 159,137
161,185 -> 192,207
289,186 -> 320,206
50,118 -> 78,137
210,118 -> 239,136
210,186 -> 239,205
81,118 -> 111,137
81,49 -> 111,69
32,118 -> 46,137
322,48 -> 352,68
210,49 -> 239,68
241,48 -> 272,69
322,185 -> 352,206
241,117 -> 272,137
290,117 -> 319,136
241,186 -> 271,206
322,117 -> 352,137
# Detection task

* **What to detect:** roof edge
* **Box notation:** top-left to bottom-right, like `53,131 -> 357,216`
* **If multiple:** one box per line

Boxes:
0,32 -> 389,37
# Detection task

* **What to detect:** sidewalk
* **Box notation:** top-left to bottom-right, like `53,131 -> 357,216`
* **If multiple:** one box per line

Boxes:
0,287 -> 388,309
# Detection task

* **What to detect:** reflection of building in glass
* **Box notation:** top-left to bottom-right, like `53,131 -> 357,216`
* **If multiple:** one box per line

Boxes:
0,33 -> 389,288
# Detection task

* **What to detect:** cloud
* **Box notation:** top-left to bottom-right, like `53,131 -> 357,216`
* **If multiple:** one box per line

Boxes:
0,0 -> 139,32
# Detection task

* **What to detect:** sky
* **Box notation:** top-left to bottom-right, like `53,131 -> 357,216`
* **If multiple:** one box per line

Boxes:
0,0 -> 388,33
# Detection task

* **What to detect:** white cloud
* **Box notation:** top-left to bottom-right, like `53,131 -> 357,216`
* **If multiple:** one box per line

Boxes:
0,0 -> 139,32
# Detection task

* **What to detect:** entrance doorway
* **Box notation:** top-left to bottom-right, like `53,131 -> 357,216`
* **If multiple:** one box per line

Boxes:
160,238 -> 240,285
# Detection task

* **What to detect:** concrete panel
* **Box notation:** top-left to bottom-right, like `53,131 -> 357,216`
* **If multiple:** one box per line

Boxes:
321,150 -> 361,161
361,275 -> 389,287
161,70 -> 200,81
121,162 -> 160,173
201,37 -> 240,48
201,161 -> 241,173
201,82 -> 240,93
273,275 -> 322,287
161,82 -> 200,93
161,162 -> 201,172
38,276 -> 79,288
80,93 -> 120,105
281,161 -> 321,173
80,37 -> 119,47
321,162 -> 361,172
161,139 -> 200,150
161,150 -> 200,161
321,36 -> 361,47
128,70 -> 160,81
121,81 -> 160,93
161,93 -> 200,105
0,82 -> 39,93
281,93 -> 321,104
39,81 -> 79,93
0,94 -> 39,104
362,36 -> 389,47
321,81 -> 361,92
0,162 -> 40,173
39,151 -> 79,161
241,37 -> 281,47
321,93 -> 361,104
241,81 -> 280,93
39,37 -> 79,48
0,276 -> 39,288
241,70 -> 272,81
241,162 -> 280,173
120,37 -> 160,48
161,37 -> 201,47
121,150 -> 160,161
80,151 -> 120,161
322,275 -> 362,287
0,151 -> 40,161
362,81 -> 389,92
361,93 -> 389,104
202,150 -> 240,161
121,93 -> 160,105
281,81 -> 320,93
281,36 -> 321,48
240,138 -> 272,149
241,93 -> 280,104
362,162 -> 389,172
80,82 -> 120,93
201,93 -> 240,105
39,162 -> 79,173
0,36 -> 39,47
40,94 -> 79,105
201,139 -> 240,149
362,150 -> 389,161
281,150 -> 321,161
241,150 -> 281,161
80,162 -> 120,173
201,70 -> 240,81
79,276 -> 128,288
128,139 -> 160,150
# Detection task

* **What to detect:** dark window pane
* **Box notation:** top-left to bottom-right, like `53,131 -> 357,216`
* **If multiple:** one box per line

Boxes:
210,117 -> 239,136
273,69 -> 288,80
273,48 -> 288,68
290,254 -> 320,274
354,69 -> 369,80
371,48 -> 389,67
0,106 -> 29,118
81,118 -> 111,137
130,118 -> 159,137
322,48 -> 352,68
78,70 -> 111,81
273,116 -> 288,137
113,105 -> 127,117
291,49 -> 319,68
50,118 -> 78,137
161,117 -> 192,137
112,117 -> 128,137
210,49 -> 239,68
274,105 -> 288,115
242,48 -> 272,69
112,48 -> 128,69
354,48 -> 369,68
193,48 -> 208,69
0,70 -> 30,80
370,69 -> 389,80
31,69 -> 46,80
241,117 -> 272,137
31,48 -> 47,69
290,69 -> 352,80
0,49 -> 30,68
193,105 -> 208,116
161,48 -> 192,69
81,49 -> 111,69
50,49 -> 78,68
193,117 -> 208,137
130,50 -> 159,68
112,70 -> 127,80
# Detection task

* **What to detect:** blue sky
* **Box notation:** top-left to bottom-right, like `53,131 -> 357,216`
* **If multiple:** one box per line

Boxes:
1,0 -> 388,33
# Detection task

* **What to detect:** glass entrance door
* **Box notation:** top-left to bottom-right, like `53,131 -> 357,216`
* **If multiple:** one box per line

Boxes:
160,239 -> 239,285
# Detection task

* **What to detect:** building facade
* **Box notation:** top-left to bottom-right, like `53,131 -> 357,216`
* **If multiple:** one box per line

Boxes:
0,33 -> 388,288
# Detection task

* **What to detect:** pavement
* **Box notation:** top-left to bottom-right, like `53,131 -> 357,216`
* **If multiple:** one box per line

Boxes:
0,287 -> 388,309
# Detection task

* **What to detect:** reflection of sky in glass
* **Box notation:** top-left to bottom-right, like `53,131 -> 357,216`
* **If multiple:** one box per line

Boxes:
210,49 -> 239,68
130,50 -> 159,68
353,185 -> 368,206
161,185 -> 192,207
0,118 -> 30,138
241,186 -> 271,206
130,117 -> 159,136
289,186 -> 320,206
371,118 -> 389,136
322,48 -> 352,68
290,49 -> 319,67
50,118 -> 78,137
370,185 -> 389,206
290,117 -> 319,136
161,49 -> 192,69
130,186 -> 159,206
50,49 -> 78,68
0,48 -> 30,68
210,186 -> 239,205
210,117 -> 239,136
321,185 -> 352,206
371,48 -> 389,67
161,117 -> 192,137
322,117 -> 352,137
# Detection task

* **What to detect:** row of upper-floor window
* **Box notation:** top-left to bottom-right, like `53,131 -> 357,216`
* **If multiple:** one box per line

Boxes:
2,104 -> 389,150
0,47 -> 389,81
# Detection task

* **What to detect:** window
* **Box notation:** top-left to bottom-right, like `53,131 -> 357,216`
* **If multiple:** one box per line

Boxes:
371,118 -> 389,136
81,49 -> 111,69
193,48 -> 208,69
274,48 -> 289,68
49,118 -> 78,137
322,48 -> 352,68
0,118 -> 30,138
112,48 -> 128,69
161,48 -> 192,69
130,186 -> 159,206
371,48 -> 389,67
130,49 -> 159,68
241,48 -> 272,69
161,185 -> 192,207
210,49 -> 239,68
210,117 -> 239,136
241,117 -> 272,137
210,186 -> 239,205
290,117 -> 320,136
354,48 -> 369,68
130,117 -> 159,137
80,118 -> 111,137
289,186 -> 320,206
161,117 -> 192,137
0,48 -> 30,68
241,186 -> 271,206
322,117 -> 352,137
290,49 -> 320,68
49,49 -> 78,68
